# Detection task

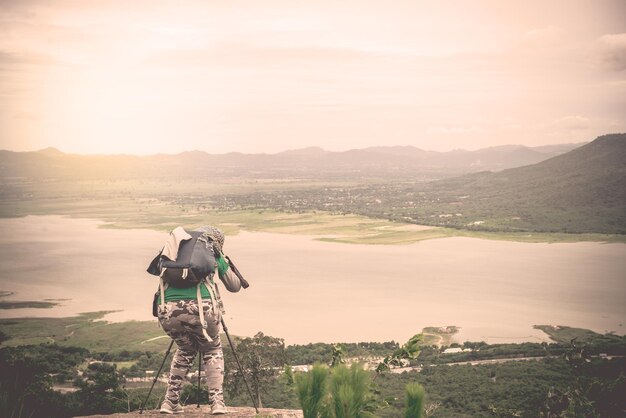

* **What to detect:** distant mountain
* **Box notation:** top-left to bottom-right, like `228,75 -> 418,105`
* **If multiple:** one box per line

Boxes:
362,145 -> 430,158
0,135 -> 620,234
531,143 -> 584,154
0,142 -> 584,181
414,134 -> 626,233
188,135 -> 621,234
36,147 -> 65,157
276,146 -> 329,157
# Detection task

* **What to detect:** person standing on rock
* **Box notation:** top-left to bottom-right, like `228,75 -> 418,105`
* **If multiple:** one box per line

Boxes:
155,225 -> 242,415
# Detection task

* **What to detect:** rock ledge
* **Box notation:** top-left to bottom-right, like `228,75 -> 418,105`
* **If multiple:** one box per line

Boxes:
79,406 -> 303,418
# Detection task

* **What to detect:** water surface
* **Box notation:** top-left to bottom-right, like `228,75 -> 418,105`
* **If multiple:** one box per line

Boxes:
0,215 -> 624,344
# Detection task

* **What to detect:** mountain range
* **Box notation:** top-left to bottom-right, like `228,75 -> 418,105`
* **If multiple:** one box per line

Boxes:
0,142 -> 584,181
199,134 -> 625,234
1,134 -> 623,234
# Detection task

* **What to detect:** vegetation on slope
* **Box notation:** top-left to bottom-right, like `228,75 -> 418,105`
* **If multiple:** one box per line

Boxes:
1,330 -> 624,417
2,315 -> 625,416
209,134 -> 625,235
1,134 -> 622,240
409,133 -> 626,233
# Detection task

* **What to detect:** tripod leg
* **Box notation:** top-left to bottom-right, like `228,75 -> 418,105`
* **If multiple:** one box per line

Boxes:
221,317 -> 259,414
197,351 -> 202,408
140,339 -> 175,414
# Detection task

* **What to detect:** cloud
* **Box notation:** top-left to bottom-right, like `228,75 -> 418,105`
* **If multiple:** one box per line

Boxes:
523,26 -> 564,44
553,115 -> 592,131
426,125 -> 486,135
0,50 -> 58,67
12,110 -> 39,121
142,41 -> 395,70
598,33 -> 626,72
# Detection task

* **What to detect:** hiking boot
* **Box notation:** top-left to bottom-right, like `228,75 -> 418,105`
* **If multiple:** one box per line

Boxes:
211,400 -> 227,415
160,399 -> 184,414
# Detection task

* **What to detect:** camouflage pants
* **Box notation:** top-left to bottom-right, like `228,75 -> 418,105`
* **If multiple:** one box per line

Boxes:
158,299 -> 224,406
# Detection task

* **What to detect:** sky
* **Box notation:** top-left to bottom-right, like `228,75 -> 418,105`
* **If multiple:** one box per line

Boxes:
1,0 -> 625,155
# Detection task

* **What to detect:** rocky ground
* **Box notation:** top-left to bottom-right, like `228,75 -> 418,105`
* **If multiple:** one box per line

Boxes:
78,406 -> 303,418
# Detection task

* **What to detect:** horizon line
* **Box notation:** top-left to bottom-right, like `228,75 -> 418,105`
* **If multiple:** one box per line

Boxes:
0,140 -> 592,158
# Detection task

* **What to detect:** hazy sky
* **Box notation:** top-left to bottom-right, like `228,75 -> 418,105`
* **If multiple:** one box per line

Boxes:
1,0 -> 625,154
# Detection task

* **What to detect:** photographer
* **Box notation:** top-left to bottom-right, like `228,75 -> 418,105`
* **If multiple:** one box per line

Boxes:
157,226 -> 241,415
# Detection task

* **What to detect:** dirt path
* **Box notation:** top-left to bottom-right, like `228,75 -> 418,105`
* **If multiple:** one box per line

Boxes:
390,356 -> 549,374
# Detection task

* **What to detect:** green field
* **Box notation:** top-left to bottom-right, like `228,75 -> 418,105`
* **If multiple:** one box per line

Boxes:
0,301 -> 59,309
104,360 -> 137,369
0,312 -> 457,354
0,311 -> 170,353
2,192 -> 624,245
533,325 -> 623,344
421,326 -> 460,346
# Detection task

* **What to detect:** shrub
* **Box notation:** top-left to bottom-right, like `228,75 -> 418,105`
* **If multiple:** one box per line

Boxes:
295,364 -> 329,418
405,383 -> 425,418
329,364 -> 375,418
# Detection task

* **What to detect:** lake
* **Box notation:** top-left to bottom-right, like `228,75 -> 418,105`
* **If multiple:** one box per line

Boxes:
0,215 -> 624,345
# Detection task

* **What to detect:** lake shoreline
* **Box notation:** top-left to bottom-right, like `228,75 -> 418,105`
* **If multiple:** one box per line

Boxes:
2,308 -> 622,350
1,205 -> 624,245
0,215 -> 624,345
0,308 -> 590,347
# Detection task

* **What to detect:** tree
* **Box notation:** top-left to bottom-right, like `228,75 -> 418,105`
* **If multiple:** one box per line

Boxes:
376,334 -> 424,374
283,364 -> 295,386
74,362 -> 127,415
0,346 -> 70,418
0,330 -> 8,345
225,332 -> 286,408
539,340 -> 625,417
331,345 -> 345,367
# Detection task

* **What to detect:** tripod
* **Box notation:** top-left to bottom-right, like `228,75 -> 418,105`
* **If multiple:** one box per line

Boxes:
222,317 -> 259,414
139,339 -> 174,414
138,318 -> 259,414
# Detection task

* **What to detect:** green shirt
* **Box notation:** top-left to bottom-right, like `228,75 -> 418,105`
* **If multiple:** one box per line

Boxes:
158,256 -> 230,303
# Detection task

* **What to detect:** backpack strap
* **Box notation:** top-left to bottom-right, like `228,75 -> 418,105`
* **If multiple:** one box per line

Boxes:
205,274 -> 224,316
211,279 -> 226,315
159,269 -> 167,313
197,281 -> 213,343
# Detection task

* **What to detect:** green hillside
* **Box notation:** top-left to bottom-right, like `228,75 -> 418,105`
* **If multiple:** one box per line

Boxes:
214,134 -> 625,235
398,133 -> 626,233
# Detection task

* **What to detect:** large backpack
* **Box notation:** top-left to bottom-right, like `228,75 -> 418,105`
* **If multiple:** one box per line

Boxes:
147,229 -> 218,288
147,227 -> 220,342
